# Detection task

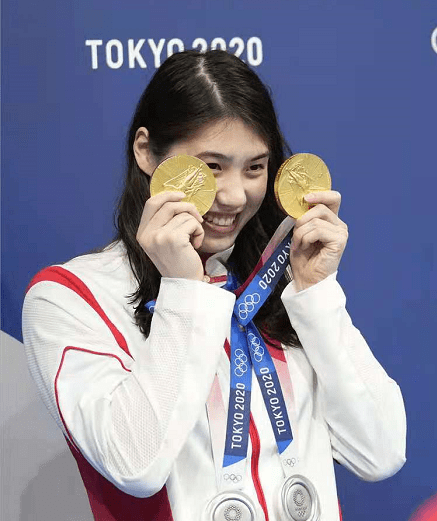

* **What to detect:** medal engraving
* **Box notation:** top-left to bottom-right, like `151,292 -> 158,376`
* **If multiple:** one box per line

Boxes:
274,153 -> 331,219
280,475 -> 320,521
163,165 -> 208,199
224,504 -> 242,520
150,155 -> 217,215
204,492 -> 256,521
287,483 -> 311,520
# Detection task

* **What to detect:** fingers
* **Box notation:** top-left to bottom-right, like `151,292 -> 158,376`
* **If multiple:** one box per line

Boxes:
292,218 -> 348,252
294,190 -> 347,238
158,212 -> 205,250
149,200 -> 204,229
139,191 -> 203,231
296,203 -> 343,228
290,191 -> 349,288
136,191 -> 205,280
304,190 -> 342,216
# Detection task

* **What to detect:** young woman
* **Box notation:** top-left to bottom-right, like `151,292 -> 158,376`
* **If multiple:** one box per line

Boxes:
22,50 -> 406,521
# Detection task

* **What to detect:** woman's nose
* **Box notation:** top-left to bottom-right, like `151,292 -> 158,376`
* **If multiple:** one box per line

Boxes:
215,172 -> 247,209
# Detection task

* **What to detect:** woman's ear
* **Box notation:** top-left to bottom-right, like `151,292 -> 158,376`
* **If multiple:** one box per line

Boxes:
133,127 -> 156,176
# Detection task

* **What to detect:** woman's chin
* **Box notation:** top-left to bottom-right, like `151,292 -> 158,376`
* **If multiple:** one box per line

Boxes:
197,234 -> 237,255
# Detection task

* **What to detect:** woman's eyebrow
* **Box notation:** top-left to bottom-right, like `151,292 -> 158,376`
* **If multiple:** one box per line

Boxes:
196,151 -> 270,162
250,152 -> 270,161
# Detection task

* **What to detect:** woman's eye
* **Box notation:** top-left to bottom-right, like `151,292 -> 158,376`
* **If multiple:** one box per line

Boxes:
207,163 -> 221,171
249,164 -> 264,171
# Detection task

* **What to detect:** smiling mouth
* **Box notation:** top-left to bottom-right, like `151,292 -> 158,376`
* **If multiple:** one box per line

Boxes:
204,214 -> 237,226
203,213 -> 239,233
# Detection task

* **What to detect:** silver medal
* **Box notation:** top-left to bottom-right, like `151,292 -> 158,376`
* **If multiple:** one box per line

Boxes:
204,491 -> 257,521
280,475 -> 320,521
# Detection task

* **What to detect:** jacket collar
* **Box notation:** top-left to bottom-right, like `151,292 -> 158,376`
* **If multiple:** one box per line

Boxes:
203,246 -> 234,279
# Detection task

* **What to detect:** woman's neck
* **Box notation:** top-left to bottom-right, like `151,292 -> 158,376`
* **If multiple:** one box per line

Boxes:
199,252 -> 213,271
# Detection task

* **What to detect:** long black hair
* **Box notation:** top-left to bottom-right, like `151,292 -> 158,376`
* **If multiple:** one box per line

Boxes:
114,50 -> 300,347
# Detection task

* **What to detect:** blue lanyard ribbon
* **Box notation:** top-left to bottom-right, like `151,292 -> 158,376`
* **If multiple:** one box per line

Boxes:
235,233 -> 291,326
223,230 -> 293,472
146,217 -> 296,484
223,315 -> 253,467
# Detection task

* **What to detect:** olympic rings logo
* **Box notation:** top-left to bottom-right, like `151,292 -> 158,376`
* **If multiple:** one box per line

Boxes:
247,332 -> 264,362
284,457 -> 297,467
237,293 -> 260,320
234,349 -> 248,377
223,473 -> 242,483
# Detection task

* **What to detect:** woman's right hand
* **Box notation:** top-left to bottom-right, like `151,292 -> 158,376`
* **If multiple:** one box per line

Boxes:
136,191 -> 205,280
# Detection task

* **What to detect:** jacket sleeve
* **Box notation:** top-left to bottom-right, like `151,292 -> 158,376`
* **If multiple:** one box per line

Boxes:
22,275 -> 235,497
281,272 -> 406,481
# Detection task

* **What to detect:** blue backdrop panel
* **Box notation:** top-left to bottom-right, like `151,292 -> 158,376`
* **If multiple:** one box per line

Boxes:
2,1 -> 436,519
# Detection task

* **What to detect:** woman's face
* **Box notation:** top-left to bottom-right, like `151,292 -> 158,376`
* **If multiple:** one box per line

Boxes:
149,119 -> 269,254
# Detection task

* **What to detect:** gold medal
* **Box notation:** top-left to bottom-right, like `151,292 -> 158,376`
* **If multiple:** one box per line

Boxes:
274,153 -> 331,219
150,155 -> 217,216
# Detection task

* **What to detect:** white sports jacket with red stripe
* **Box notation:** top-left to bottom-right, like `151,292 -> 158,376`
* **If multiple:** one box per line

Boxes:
22,241 -> 406,521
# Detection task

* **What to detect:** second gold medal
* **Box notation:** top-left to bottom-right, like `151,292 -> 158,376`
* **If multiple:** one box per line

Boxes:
274,153 -> 331,219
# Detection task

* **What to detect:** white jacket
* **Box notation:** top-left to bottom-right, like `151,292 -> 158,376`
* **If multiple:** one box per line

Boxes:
22,241 -> 406,521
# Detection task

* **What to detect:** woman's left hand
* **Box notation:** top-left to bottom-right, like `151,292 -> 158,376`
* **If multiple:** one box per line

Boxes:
290,190 -> 349,292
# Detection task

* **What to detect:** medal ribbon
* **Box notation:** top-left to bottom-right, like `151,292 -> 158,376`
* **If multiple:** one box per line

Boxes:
145,216 -> 297,491
219,218 -> 297,490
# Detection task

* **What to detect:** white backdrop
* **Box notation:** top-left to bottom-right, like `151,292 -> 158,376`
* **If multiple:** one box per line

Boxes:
0,332 -> 91,520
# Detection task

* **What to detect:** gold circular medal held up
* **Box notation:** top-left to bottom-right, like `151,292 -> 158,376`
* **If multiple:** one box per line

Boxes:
274,153 -> 332,219
150,155 -> 217,216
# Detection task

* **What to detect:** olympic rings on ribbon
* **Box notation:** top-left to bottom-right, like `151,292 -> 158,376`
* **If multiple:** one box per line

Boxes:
223,473 -> 242,483
234,348 -> 248,377
237,293 -> 261,320
247,332 -> 264,362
